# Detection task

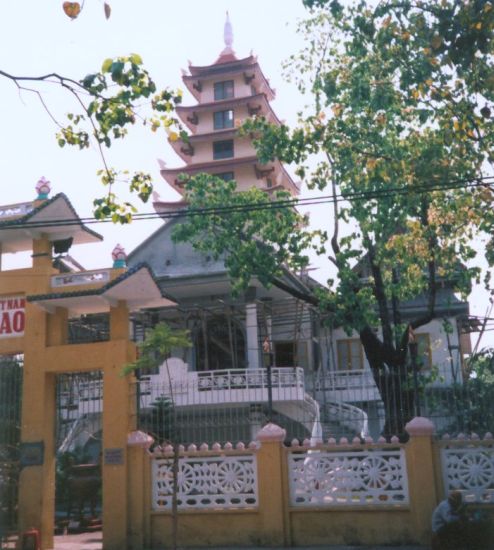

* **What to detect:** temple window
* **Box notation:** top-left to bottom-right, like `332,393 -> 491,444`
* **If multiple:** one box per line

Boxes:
336,338 -> 363,371
216,172 -> 235,182
214,80 -> 234,100
213,109 -> 234,130
274,341 -> 308,369
213,140 -> 234,160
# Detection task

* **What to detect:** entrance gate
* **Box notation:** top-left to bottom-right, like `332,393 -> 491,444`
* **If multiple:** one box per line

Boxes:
55,372 -> 103,534
0,355 -> 23,542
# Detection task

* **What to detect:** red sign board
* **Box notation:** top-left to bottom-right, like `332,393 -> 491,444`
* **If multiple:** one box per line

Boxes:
0,296 -> 25,338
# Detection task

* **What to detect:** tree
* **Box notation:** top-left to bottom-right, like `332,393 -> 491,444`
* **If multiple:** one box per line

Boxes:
173,0 -> 494,437
1,56 -> 184,223
124,323 -> 190,550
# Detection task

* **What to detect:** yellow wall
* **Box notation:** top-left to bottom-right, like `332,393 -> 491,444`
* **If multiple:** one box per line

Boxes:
1,234 -> 136,550
131,422 -> 448,549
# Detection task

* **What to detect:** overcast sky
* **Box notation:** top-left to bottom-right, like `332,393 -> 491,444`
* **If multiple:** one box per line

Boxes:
0,1 -> 492,349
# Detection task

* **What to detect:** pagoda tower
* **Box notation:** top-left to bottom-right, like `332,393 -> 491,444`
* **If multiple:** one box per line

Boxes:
154,14 -> 300,213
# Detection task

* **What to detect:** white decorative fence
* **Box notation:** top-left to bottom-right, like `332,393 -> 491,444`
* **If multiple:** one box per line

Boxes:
440,434 -> 494,503
152,452 -> 258,511
288,445 -> 409,507
51,269 -> 111,288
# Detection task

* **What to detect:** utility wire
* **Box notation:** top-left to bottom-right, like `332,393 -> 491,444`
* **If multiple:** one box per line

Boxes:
2,174 -> 493,230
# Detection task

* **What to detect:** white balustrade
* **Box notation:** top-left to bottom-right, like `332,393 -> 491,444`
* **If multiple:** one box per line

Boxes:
51,269 -> 111,288
152,454 -> 258,510
140,367 -> 306,408
288,447 -> 409,507
440,440 -> 494,503
0,202 -> 33,220
311,370 -> 382,404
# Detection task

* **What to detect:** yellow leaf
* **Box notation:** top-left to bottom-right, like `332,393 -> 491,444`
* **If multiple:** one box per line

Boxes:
331,104 -> 343,117
366,158 -> 377,170
412,89 -> 420,100
453,120 -> 460,131
168,131 -> 179,142
475,22 -> 482,30
63,1 -> 81,19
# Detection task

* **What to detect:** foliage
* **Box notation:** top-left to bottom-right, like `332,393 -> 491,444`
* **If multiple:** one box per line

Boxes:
176,0 -> 494,436
1,54 -> 183,223
172,174 -> 317,296
55,448 -> 91,510
123,322 -> 191,376
139,396 -> 178,447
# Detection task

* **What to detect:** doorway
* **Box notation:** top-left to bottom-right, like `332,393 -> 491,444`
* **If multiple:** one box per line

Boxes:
55,371 -> 103,541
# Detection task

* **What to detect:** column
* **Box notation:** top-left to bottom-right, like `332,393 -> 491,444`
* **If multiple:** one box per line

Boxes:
245,302 -> 260,370
405,416 -> 438,545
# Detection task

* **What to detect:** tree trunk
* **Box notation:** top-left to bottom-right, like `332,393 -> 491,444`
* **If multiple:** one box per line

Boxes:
360,328 -> 415,440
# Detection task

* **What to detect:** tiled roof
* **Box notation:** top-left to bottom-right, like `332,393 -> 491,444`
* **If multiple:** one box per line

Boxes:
0,192 -> 103,241
27,263 -> 174,303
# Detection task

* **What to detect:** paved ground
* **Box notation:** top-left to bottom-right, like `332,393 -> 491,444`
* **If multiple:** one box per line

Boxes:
51,531 -> 427,550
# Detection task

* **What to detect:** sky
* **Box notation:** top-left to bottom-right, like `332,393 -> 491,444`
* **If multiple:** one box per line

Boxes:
0,0 -> 492,349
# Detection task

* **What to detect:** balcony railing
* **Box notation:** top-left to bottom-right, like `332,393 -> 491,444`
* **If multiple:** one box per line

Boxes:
309,369 -> 382,403
140,367 -> 306,408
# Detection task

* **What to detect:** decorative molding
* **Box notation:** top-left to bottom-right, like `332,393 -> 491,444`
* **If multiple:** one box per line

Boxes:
288,448 -> 409,507
186,112 -> 199,125
256,422 -> 286,442
51,269 -> 110,288
152,454 -> 258,510
405,416 -> 434,436
127,430 -> 154,448
440,444 -> 494,503
0,202 -> 34,220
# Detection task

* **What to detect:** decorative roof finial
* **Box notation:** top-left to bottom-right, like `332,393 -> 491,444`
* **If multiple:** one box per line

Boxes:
35,176 -> 51,200
224,11 -> 233,51
112,243 -> 127,268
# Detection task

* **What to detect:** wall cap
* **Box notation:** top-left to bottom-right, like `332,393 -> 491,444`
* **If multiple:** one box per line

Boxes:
127,430 -> 154,448
405,416 -> 434,436
256,422 -> 286,442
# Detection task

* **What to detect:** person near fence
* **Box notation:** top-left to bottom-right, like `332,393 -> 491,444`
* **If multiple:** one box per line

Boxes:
431,491 -> 467,549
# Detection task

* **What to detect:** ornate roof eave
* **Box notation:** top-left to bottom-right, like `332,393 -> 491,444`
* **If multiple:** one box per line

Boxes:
176,93 -> 281,131
153,199 -> 189,216
187,55 -> 256,76
182,62 -> 275,101
160,156 -> 299,196
0,192 -> 103,254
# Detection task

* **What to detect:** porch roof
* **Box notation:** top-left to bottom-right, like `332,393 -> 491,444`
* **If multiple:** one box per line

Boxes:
27,263 -> 176,316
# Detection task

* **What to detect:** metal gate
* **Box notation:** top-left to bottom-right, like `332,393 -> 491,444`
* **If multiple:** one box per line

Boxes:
0,355 -> 23,543
55,372 -> 103,532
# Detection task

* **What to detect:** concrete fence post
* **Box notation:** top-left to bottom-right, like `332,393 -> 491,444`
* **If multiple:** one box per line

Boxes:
405,416 -> 437,545
127,431 -> 154,550
256,423 -> 288,547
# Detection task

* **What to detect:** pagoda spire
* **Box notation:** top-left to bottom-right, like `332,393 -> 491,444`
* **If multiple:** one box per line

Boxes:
221,11 -> 234,56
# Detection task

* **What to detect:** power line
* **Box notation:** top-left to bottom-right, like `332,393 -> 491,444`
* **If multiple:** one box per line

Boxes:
1,174 -> 493,230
